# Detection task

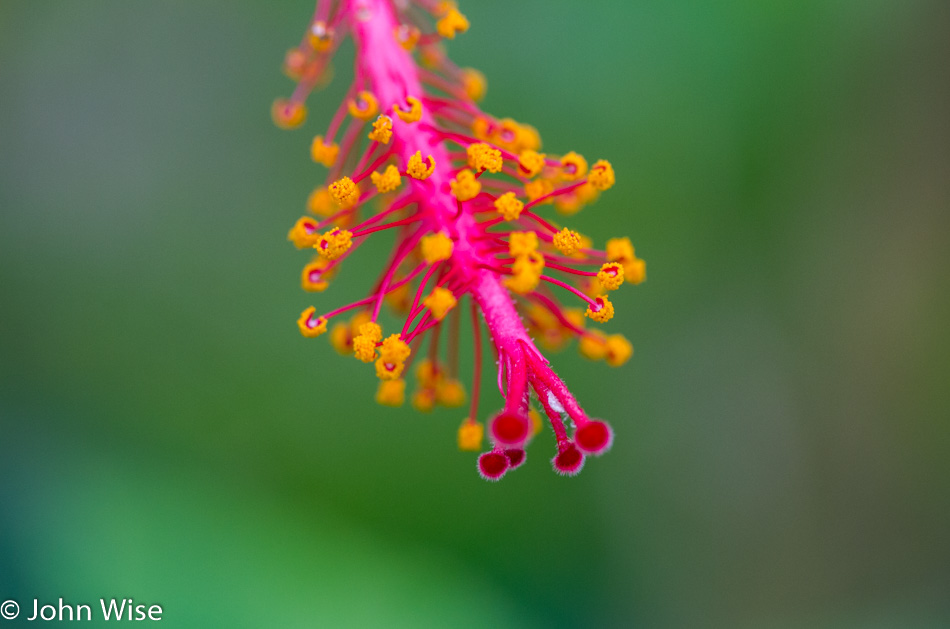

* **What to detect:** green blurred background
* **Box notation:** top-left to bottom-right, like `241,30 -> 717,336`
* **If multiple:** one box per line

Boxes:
1,0 -> 948,626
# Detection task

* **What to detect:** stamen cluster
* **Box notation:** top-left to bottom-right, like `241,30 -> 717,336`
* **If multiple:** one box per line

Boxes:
275,0 -> 647,480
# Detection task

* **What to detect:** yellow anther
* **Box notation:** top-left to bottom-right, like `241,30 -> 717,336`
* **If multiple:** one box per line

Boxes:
529,408 -> 544,437
524,178 -> 554,203
288,216 -> 321,249
347,90 -> 379,120
375,356 -> 406,380
471,116 -> 491,140
394,24 -> 421,51
307,20 -> 335,51
605,334 -> 633,367
494,192 -> 524,221
353,334 -> 378,363
357,321 -> 383,343
461,68 -> 486,102
420,231 -> 454,263
578,330 -> 607,360
466,143 -> 503,173
307,187 -> 335,217
457,419 -> 484,451
419,44 -> 445,70
597,262 -> 625,290
271,98 -> 307,130
329,322 -> 351,355
564,308 -> 586,331
518,123 -> 542,152
588,159 -> 615,190
301,258 -> 334,292
560,151 -> 589,181
512,250 -> 544,275
518,150 -> 546,178
585,294 -> 615,323
606,237 -> 646,283
297,307 -> 327,338
376,379 -> 406,406
504,268 -> 540,294
310,135 -> 339,167
385,281 -> 411,314
379,333 -> 411,363
554,182 -> 599,216
393,96 -> 423,123
423,287 -> 457,320
437,379 -> 466,407
583,276 -> 603,298
415,359 -> 442,389
412,388 -> 437,412
508,231 -> 538,257
406,151 -> 436,180
552,228 -> 582,255
368,115 -> 393,144
370,164 -> 402,193
450,169 -> 481,201
315,227 -> 353,260
436,9 -> 469,39
329,176 -> 360,208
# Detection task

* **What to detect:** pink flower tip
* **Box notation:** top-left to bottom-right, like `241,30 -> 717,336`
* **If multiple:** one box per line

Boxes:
490,411 -> 529,445
552,442 -> 586,476
478,451 -> 510,481
504,448 -> 526,469
575,420 -> 614,455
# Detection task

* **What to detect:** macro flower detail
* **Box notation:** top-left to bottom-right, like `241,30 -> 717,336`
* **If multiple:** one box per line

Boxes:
275,0 -> 647,480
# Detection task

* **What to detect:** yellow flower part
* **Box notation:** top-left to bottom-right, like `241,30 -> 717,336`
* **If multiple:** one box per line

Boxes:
504,270 -> 540,294
461,68 -> 486,102
308,20 -> 334,51
585,294 -> 615,323
494,192 -> 524,221
605,334 -> 633,367
310,136 -> 339,167
353,334 -> 378,363
385,281 -> 411,313
560,151 -> 589,181
597,262 -> 625,290
466,143 -> 503,173
287,216 -> 320,249
357,321 -> 382,343
271,98 -> 307,129
393,24 -> 420,51
588,159 -> 615,190
370,164 -> 402,193
420,231 -> 454,263
626,257 -> 647,285
564,308 -> 586,331
529,408 -> 543,437
554,182 -> 599,216
307,187 -> 334,217
436,9 -> 469,39
552,228 -> 582,255
518,150 -> 546,178
471,116 -> 490,140
583,276 -> 603,298
419,44 -> 445,70
437,379 -> 466,407
412,388 -> 437,413
423,287 -> 457,320
329,322 -> 351,355
450,169 -> 481,201
329,176 -> 360,208
368,115 -> 393,144
393,95 -> 423,123
376,379 -> 406,406
375,356 -> 406,380
578,330 -> 607,360
457,420 -> 484,451
406,151 -> 436,180
301,258 -> 335,292
524,178 -> 553,203
433,1 -> 457,16
415,359 -> 441,388
315,227 -> 353,260
379,333 -> 411,363
508,231 -> 538,256
347,90 -> 379,120
297,307 -> 327,338
512,250 -> 544,276
606,237 -> 635,264
519,124 -> 542,152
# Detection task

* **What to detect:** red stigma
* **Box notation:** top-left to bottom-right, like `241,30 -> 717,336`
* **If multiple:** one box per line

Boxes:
490,412 -> 529,445
478,451 -> 509,481
575,421 -> 613,455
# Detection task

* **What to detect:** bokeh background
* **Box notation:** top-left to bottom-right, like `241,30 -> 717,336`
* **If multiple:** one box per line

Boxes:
1,0 -> 948,627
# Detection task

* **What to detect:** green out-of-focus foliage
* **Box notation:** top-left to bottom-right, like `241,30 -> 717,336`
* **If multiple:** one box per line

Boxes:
1,1 -> 948,627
